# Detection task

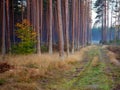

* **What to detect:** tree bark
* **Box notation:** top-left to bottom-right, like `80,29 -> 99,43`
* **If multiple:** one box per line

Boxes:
2,0 -> 6,55
6,0 -> 11,53
27,0 -> 30,22
57,0 -> 64,58
72,0 -> 75,53
49,0 -> 53,54
36,0 -> 41,54
65,0 -> 69,55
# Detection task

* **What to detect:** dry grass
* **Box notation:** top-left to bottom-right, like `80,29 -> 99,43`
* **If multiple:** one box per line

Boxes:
91,56 -> 99,67
1,46 -> 90,75
0,82 -> 41,90
107,51 -> 120,66
0,46 -> 93,90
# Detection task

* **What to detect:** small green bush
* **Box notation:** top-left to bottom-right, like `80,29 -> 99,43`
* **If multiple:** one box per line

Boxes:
12,19 -> 36,54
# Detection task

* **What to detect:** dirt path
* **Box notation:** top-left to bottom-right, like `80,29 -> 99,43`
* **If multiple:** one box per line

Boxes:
40,46 -> 120,90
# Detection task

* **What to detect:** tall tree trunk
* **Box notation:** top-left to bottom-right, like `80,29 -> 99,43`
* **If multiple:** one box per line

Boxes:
56,0 -> 64,58
21,0 -> 24,21
2,0 -> 6,55
36,0 -> 41,54
9,0 -> 15,45
107,0 -> 109,42
82,1 -> 85,46
77,0 -> 81,50
103,0 -> 107,43
46,3 -> 49,47
32,0 -> 36,31
40,0 -> 43,45
76,0 -> 79,50
88,0 -> 92,44
27,0 -> 30,22
31,0 -> 35,29
84,1 -> 88,46
65,0 -> 69,55
80,0 -> 83,45
72,0 -> 75,53
49,0 -> 53,54
110,4 -> 113,41
6,0 -> 11,53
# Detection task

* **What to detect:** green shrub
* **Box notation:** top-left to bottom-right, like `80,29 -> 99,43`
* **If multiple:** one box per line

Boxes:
12,19 -> 36,54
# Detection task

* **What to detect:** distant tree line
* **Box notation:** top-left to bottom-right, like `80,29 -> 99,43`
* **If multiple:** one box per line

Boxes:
94,0 -> 120,44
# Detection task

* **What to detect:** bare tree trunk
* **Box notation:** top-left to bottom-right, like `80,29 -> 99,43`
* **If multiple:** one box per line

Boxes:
36,0 -> 41,54
32,0 -> 36,31
72,0 -> 75,53
65,0 -> 69,56
6,0 -> 11,53
49,0 -> 53,54
76,0 -> 79,50
107,0 -> 109,42
80,0 -> 83,45
77,0 -> 81,50
88,0 -> 92,44
84,0 -> 88,46
31,0 -> 35,29
46,3 -> 49,47
40,0 -> 43,45
82,2 -> 85,46
103,0 -> 107,43
57,0 -> 64,58
21,0 -> 24,21
110,4 -> 112,41
27,0 -> 30,22
2,0 -> 6,55
10,0 -> 15,45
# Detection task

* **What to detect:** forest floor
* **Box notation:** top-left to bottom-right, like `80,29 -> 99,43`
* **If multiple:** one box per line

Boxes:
0,45 -> 120,90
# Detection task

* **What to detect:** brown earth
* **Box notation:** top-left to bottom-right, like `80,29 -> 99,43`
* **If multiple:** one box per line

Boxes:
107,46 -> 120,61
0,62 -> 14,73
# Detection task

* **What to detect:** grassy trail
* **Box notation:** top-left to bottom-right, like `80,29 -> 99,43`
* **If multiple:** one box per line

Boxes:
62,47 -> 113,90
44,46 -> 114,90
